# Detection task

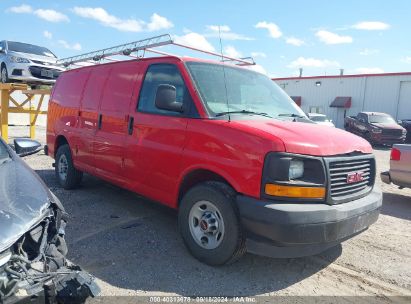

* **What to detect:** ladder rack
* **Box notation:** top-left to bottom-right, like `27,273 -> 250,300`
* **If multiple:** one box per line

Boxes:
57,34 -> 255,68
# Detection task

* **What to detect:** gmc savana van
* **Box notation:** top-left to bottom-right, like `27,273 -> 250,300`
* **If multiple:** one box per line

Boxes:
46,56 -> 382,265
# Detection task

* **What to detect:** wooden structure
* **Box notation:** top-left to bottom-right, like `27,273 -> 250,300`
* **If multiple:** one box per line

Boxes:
0,83 -> 50,143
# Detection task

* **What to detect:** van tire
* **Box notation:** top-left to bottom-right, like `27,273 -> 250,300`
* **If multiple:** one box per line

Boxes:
178,181 -> 246,266
1,65 -> 9,83
55,144 -> 83,190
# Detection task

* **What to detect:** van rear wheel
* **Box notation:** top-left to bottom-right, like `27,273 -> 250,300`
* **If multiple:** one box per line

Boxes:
178,182 -> 246,266
55,144 -> 83,190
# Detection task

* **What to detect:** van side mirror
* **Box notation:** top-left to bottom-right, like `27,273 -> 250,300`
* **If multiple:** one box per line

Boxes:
155,84 -> 183,113
13,138 -> 42,157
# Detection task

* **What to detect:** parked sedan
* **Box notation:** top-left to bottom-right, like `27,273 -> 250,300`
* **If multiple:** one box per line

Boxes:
381,144 -> 411,189
0,138 -> 99,303
0,40 -> 65,85
307,113 -> 335,127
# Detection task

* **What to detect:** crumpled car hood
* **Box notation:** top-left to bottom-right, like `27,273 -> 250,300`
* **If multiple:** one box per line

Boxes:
0,159 -> 50,252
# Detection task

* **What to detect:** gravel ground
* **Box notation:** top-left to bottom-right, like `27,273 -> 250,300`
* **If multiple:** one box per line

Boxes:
9,126 -> 411,302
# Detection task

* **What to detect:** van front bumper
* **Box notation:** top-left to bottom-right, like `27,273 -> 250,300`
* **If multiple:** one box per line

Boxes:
236,188 -> 382,258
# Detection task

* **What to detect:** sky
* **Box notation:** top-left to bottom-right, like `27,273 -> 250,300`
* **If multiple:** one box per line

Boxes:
1,0 -> 411,77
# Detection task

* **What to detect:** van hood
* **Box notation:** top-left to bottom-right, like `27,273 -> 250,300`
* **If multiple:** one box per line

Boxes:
0,159 -> 50,253
231,119 -> 372,156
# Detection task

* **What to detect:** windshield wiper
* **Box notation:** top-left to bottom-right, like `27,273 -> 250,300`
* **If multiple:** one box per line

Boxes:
277,113 -> 306,118
216,110 -> 272,118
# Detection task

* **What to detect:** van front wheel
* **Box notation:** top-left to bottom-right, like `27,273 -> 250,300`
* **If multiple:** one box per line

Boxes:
178,182 -> 246,265
55,144 -> 83,190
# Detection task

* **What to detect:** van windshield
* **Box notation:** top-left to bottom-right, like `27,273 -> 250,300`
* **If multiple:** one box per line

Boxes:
7,41 -> 56,58
186,62 -> 305,119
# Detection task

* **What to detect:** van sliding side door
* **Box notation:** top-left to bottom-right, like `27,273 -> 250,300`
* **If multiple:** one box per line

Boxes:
92,62 -> 140,186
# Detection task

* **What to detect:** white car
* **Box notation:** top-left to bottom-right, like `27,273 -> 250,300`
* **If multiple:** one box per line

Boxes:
0,40 -> 65,85
307,113 -> 335,127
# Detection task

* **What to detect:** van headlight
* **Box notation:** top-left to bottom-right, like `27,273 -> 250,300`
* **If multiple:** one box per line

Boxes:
289,159 -> 304,180
262,153 -> 326,200
10,56 -> 30,63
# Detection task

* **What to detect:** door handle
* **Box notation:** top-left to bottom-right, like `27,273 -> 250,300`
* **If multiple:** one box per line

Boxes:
98,114 -> 103,130
128,116 -> 134,135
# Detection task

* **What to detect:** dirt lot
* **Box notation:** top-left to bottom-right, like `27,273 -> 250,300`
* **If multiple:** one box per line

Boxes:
9,126 -> 411,302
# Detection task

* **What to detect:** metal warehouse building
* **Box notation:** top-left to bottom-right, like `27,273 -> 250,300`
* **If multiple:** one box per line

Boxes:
273,72 -> 411,129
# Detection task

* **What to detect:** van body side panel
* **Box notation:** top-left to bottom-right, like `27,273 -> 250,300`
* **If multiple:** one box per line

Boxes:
177,119 -> 284,205
47,69 -> 90,159
92,62 -> 140,185
75,66 -> 111,173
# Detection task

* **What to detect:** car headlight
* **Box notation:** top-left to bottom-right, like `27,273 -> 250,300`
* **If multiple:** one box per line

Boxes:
262,153 -> 326,200
10,56 -> 30,63
371,128 -> 382,134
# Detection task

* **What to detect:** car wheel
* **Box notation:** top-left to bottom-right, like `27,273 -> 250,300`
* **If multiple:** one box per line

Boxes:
55,144 -> 83,190
178,181 -> 246,266
1,65 -> 9,83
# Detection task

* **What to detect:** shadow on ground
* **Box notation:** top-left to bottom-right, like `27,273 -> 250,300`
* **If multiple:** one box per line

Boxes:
381,192 -> 411,221
35,169 -> 341,296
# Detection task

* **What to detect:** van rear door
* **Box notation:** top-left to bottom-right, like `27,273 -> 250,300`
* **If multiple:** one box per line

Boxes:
93,62 -> 140,184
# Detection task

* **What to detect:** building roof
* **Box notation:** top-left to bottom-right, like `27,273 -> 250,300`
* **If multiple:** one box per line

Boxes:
273,72 -> 411,81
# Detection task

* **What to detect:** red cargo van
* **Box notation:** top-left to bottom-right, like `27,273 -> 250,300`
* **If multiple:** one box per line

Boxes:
46,56 -> 382,265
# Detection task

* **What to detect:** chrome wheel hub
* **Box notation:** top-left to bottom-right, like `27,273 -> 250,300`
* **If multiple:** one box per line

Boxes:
189,201 -> 225,250
58,154 -> 68,181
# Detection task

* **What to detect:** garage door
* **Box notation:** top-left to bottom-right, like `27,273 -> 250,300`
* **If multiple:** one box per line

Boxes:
397,81 -> 411,120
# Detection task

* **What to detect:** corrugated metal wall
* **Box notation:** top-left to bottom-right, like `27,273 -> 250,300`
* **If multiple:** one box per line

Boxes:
274,74 -> 411,128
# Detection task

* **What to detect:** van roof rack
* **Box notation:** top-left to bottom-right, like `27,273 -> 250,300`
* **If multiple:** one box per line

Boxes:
57,34 -> 255,68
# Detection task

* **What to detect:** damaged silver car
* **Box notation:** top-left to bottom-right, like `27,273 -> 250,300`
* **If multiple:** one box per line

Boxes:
0,138 -> 100,303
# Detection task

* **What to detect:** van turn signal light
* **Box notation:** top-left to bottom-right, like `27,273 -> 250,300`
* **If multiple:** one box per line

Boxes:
265,184 -> 326,199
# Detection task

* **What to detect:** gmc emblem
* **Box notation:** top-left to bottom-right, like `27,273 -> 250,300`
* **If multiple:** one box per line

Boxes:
347,172 -> 364,184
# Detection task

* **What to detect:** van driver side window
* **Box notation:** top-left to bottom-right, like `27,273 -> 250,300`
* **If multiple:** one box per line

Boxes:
137,64 -> 196,116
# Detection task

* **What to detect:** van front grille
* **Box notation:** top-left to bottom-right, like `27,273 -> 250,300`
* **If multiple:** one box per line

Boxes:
326,156 -> 375,204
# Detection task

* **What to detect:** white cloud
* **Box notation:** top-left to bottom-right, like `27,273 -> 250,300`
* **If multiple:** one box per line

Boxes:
58,40 -> 82,51
352,21 -> 390,30
174,33 -> 215,52
286,37 -> 305,46
72,7 -> 172,32
146,13 -> 173,31
255,21 -> 282,38
205,25 -> 253,41
288,57 -> 340,69
315,30 -> 352,45
402,56 -> 411,64
251,52 -> 266,58
7,4 -> 32,13
34,9 -> 69,22
223,46 -> 242,58
360,48 -> 380,56
7,5 -> 69,22
355,67 -> 384,74
43,30 -> 52,39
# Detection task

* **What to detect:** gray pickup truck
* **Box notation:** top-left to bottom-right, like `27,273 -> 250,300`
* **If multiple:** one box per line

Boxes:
381,144 -> 411,189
